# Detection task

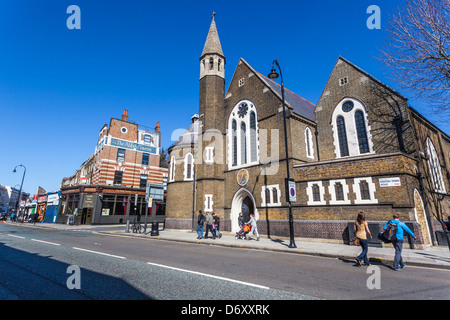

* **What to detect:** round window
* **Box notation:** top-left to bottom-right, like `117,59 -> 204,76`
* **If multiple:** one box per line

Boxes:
121,127 -> 128,133
342,100 -> 354,112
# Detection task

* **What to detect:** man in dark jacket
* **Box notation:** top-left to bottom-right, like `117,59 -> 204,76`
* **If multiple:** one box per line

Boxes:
196,210 -> 205,239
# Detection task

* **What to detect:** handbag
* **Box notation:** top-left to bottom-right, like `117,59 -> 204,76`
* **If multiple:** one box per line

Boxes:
352,235 -> 360,246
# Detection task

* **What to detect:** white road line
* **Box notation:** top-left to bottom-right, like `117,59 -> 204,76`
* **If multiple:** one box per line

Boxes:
146,261 -> 270,290
72,247 -> 126,259
7,234 -> 25,239
31,239 -> 61,246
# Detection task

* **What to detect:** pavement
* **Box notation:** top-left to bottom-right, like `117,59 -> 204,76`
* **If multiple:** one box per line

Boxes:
4,221 -> 450,270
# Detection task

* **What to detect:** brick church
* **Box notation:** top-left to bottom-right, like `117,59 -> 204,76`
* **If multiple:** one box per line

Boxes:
166,15 -> 450,248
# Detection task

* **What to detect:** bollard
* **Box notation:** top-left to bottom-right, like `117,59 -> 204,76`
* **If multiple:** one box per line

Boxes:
151,222 -> 159,236
126,220 -> 130,233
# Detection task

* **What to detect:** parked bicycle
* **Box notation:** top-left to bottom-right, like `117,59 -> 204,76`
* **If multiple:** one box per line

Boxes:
131,219 -> 144,234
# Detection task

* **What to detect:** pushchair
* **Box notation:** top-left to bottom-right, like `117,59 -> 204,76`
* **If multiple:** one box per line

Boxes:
235,223 -> 251,239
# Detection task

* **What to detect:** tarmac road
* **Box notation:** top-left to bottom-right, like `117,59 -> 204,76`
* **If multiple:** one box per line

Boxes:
0,223 -> 449,301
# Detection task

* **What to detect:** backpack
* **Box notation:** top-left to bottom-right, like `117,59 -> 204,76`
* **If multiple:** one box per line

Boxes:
379,220 -> 398,243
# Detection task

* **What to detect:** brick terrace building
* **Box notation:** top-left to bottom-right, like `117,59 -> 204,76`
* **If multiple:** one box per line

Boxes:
166,16 -> 450,248
60,110 -> 168,225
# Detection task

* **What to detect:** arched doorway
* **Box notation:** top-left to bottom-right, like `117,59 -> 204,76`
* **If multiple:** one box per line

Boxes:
230,188 -> 258,232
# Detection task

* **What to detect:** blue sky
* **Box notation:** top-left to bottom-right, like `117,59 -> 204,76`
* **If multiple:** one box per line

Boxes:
0,0 -> 448,195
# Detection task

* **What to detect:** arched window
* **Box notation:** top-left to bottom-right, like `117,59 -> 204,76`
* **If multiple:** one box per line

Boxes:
227,100 -> 259,169
184,153 -> 193,181
305,127 -> 314,159
250,112 -> 257,162
337,116 -> 349,157
232,120 -> 237,166
426,137 -> 446,193
209,57 -> 214,70
332,98 -> 373,158
240,122 -> 247,164
355,110 -> 369,154
169,156 -> 176,182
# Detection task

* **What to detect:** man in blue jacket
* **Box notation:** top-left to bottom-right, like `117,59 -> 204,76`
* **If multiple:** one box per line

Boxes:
382,214 -> 417,271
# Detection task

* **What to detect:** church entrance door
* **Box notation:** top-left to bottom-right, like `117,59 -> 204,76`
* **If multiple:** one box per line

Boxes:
230,189 -> 258,233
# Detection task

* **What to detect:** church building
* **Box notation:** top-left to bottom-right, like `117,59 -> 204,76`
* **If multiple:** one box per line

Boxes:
166,15 -> 450,248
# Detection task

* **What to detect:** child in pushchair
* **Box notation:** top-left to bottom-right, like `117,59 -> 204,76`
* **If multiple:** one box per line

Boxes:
235,223 -> 251,239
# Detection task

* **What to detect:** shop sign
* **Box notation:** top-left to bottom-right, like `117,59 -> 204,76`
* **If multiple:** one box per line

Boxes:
110,138 -> 157,154
82,194 -> 95,208
237,169 -> 249,187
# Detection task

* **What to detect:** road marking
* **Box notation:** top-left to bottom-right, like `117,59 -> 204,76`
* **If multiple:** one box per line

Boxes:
8,234 -> 25,239
72,247 -> 126,259
31,239 -> 61,246
146,261 -> 270,290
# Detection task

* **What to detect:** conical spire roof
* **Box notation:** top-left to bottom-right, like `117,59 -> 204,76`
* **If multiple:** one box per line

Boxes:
201,14 -> 224,58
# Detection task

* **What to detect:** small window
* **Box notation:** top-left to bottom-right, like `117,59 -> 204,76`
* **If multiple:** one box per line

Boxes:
113,171 -> 123,185
335,182 -> 344,201
140,174 -> 148,189
142,153 -> 149,166
239,78 -> 245,87
117,148 -> 126,162
204,194 -> 213,212
339,77 -> 348,86
265,188 -> 271,205
209,58 -> 214,70
205,147 -> 214,164
360,181 -> 371,200
144,134 -> 152,144
312,184 -> 321,202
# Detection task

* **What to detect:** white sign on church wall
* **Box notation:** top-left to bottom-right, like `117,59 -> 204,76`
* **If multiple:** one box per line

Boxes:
379,177 -> 401,187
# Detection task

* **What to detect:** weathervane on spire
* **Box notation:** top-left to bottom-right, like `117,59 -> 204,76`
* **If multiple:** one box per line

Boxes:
211,11 -> 216,20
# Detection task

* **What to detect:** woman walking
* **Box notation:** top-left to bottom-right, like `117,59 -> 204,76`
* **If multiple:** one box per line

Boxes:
354,212 -> 372,266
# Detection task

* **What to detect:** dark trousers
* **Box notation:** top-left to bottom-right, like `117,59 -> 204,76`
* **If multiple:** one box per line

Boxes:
393,240 -> 404,268
204,224 -> 214,238
357,238 -> 370,265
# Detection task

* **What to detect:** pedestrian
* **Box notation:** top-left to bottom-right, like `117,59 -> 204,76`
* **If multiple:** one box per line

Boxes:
204,211 -> 215,239
238,212 -> 244,233
245,213 -> 259,241
382,213 -> 416,271
354,212 -> 372,266
212,212 -> 222,238
196,210 -> 205,239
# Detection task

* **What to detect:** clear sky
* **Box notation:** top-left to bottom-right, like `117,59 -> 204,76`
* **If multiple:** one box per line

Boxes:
0,0 -> 448,195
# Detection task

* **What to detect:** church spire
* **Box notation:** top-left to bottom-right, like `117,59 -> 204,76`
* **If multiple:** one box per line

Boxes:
200,12 -> 224,59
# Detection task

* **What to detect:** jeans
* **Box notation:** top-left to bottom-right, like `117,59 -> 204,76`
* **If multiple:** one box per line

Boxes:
393,240 -> 404,268
356,238 -> 369,265
213,224 -> 221,237
204,224 -> 214,238
196,224 -> 204,238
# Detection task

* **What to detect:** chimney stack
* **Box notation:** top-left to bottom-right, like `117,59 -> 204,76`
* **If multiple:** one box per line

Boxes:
122,109 -> 129,122
155,122 -> 161,147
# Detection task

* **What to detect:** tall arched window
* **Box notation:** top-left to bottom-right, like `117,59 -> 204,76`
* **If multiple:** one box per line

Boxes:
332,98 -> 373,158
240,122 -> 247,164
169,156 -> 176,182
232,120 -> 237,166
305,127 -> 314,159
337,116 -> 349,157
250,112 -> 257,162
227,100 -> 259,169
184,153 -> 193,181
426,137 -> 446,193
355,110 -> 369,154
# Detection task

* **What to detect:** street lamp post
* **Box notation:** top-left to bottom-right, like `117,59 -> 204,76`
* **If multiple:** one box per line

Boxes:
13,164 -> 26,215
268,59 -> 297,248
